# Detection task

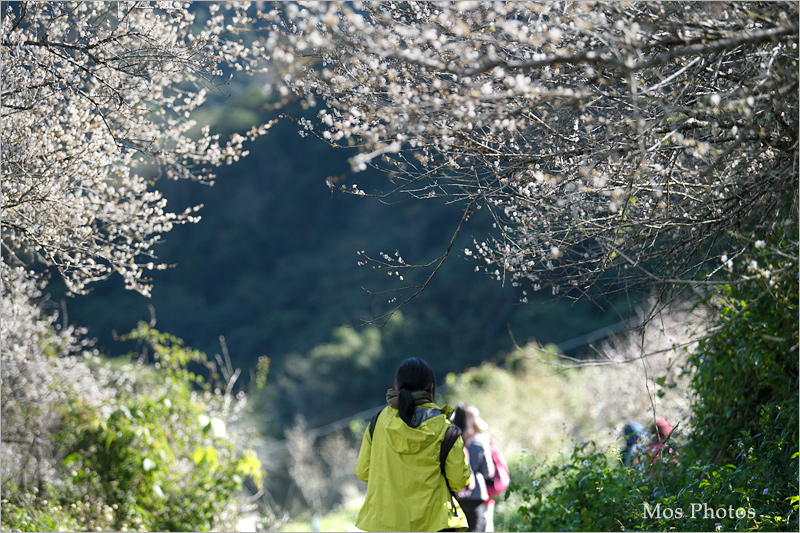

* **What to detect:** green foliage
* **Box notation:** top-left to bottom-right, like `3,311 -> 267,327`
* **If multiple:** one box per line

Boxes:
684,241 -> 799,530
254,355 -> 271,390
503,444 -> 641,532
1,324 -> 263,533
1,487 -> 125,532
504,442 -> 797,532
502,248 -> 799,532
687,250 -> 799,467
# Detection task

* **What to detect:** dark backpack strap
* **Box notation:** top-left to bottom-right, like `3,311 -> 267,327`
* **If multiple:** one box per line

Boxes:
368,407 -> 385,439
439,423 -> 462,478
440,423 -> 462,516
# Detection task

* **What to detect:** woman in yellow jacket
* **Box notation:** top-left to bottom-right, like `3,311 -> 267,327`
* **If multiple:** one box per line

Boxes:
356,358 -> 472,532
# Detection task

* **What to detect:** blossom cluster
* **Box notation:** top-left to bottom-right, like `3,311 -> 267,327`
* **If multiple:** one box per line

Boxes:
1,1 -> 275,296
266,1 -> 798,295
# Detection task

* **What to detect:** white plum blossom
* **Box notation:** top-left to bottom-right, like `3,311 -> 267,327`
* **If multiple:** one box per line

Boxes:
264,1 -> 797,300
1,1 -> 276,296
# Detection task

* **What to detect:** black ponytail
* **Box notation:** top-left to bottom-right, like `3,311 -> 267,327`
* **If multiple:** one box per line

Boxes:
394,358 -> 436,426
396,386 -> 416,426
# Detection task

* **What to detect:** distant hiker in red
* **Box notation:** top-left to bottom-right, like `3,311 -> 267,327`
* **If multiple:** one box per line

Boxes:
642,417 -> 679,469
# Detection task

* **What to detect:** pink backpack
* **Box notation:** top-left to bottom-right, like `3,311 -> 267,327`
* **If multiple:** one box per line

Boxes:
486,439 -> 510,499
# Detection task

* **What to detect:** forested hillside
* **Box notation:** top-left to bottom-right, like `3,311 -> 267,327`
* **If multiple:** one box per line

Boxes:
52,86 -> 637,431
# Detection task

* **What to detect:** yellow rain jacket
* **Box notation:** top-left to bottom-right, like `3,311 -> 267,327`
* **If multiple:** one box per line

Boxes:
355,402 -> 471,532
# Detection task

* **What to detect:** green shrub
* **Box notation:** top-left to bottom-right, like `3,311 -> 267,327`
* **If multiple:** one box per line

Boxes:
688,257 -> 798,467
504,441 -> 796,531
1,486 -> 126,532
684,244 -> 799,531
1,324 -> 263,532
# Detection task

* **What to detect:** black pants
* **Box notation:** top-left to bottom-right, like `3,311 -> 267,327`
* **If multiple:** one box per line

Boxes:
458,499 -> 487,532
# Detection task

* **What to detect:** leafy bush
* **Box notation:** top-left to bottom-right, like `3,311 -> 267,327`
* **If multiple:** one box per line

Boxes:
504,441 -> 796,532
688,254 -> 798,467
1,324 -> 262,532
1,486 -> 125,532
685,240 -> 799,530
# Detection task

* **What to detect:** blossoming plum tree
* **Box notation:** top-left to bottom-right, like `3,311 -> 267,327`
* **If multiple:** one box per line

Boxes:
1,1 -> 276,296
266,1 -> 798,306
1,3 -> 277,527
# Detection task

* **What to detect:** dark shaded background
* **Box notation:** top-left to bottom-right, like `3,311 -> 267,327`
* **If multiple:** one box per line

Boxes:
51,86 -> 639,432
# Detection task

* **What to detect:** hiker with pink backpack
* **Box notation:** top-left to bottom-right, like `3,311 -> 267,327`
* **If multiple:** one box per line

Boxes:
452,404 -> 510,532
